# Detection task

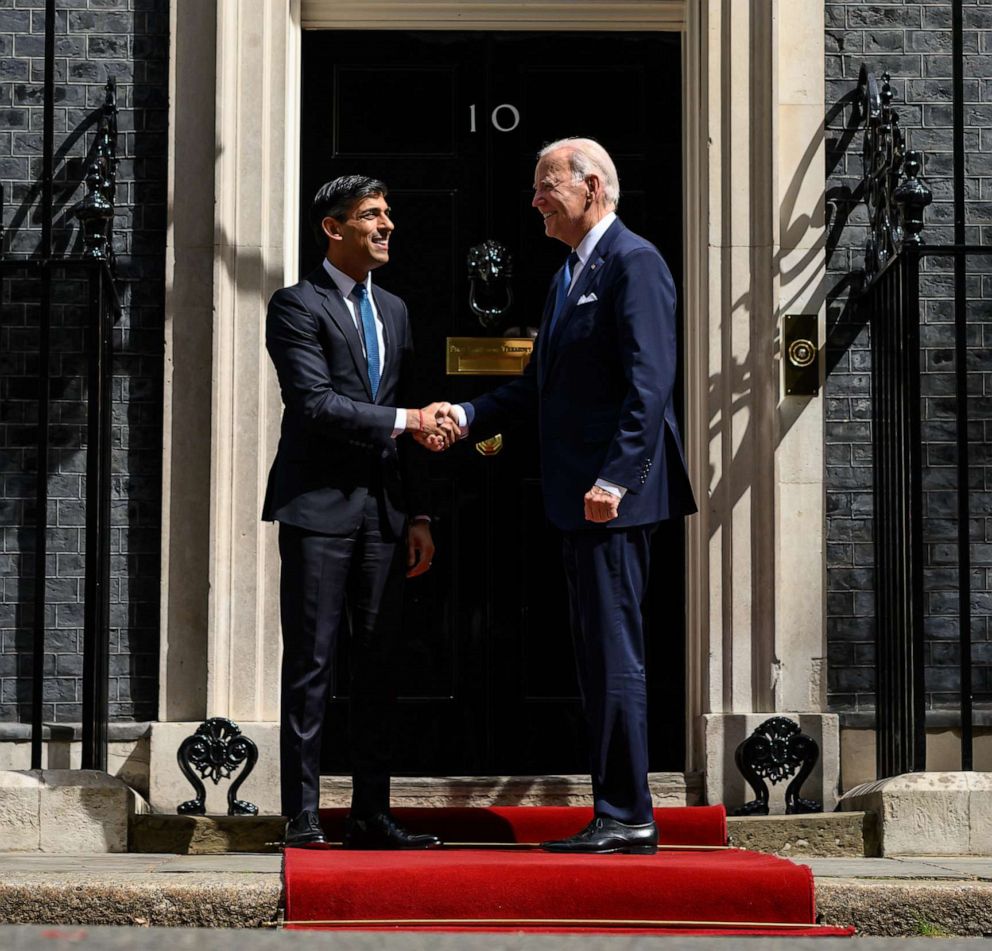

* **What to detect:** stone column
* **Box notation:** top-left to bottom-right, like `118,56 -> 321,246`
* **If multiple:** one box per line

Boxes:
206,0 -> 299,723
159,0 -> 218,724
684,0 -> 837,810
154,0 -> 300,811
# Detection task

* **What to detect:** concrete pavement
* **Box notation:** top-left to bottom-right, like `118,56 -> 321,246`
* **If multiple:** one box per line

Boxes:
0,929 -> 988,949
3,853 -> 992,936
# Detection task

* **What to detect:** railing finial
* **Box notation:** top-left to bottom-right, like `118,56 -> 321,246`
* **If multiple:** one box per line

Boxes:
74,77 -> 119,267
858,66 -> 932,281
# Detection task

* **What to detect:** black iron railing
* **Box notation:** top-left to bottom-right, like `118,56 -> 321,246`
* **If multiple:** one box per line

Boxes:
862,244 -> 987,777
863,249 -> 925,777
0,0 -> 119,771
858,49 -> 984,776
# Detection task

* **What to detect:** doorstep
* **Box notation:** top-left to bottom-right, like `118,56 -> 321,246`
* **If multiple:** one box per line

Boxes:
130,810 -> 876,857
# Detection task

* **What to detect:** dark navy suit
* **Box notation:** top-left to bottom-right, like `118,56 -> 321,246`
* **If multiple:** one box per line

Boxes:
263,264 -> 425,819
468,218 -> 696,821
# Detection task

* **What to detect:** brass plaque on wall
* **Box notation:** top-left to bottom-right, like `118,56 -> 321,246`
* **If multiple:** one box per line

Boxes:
446,337 -> 534,375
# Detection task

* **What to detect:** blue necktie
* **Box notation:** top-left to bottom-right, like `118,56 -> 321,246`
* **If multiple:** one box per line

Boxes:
353,284 -> 380,399
547,250 -> 580,340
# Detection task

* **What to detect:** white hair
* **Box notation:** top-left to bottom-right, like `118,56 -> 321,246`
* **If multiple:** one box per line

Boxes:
538,136 -> 620,210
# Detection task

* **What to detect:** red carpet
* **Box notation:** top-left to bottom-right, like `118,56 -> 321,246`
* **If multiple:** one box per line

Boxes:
284,807 -> 853,936
318,804 -> 727,846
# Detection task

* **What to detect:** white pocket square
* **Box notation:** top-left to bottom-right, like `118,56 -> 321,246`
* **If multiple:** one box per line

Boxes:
577,292 -> 598,305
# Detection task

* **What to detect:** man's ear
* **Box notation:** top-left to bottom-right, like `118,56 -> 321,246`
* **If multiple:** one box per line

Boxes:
322,216 -> 343,242
585,174 -> 602,203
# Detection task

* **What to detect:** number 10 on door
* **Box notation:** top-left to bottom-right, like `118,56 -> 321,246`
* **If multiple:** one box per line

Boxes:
470,103 -> 521,133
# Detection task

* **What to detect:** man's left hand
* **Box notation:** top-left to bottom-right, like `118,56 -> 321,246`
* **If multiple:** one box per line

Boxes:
584,485 -> 620,523
407,520 -> 435,577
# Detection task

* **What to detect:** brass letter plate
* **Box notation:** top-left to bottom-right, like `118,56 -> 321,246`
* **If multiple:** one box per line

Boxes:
782,314 -> 819,396
446,336 -> 534,376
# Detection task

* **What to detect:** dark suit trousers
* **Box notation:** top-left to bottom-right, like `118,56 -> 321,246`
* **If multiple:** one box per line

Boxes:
278,493 -> 405,819
561,524 -> 656,824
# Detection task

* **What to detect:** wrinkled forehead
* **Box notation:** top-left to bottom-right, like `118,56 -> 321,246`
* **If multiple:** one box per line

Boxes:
534,151 -> 571,186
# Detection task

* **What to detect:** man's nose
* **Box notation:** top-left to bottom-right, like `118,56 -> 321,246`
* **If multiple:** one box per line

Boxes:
531,192 -> 542,208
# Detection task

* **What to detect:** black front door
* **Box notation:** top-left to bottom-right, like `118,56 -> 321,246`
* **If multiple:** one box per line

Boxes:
300,30 -> 686,776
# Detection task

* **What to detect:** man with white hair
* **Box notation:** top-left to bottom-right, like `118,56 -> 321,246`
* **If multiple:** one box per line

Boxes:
442,137 -> 696,854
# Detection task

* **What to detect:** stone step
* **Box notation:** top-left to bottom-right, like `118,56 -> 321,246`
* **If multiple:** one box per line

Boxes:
131,810 -> 876,856
130,815 -> 284,854
726,811 -> 878,858
320,772 -> 693,807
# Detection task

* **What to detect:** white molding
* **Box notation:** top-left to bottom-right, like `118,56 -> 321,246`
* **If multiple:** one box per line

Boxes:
681,0 -> 705,773
302,0 -> 685,30
206,0 -> 292,721
160,0 -> 218,721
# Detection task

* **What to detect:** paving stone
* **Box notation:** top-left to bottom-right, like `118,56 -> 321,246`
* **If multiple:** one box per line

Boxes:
802,857 -> 975,879
0,927 -> 974,950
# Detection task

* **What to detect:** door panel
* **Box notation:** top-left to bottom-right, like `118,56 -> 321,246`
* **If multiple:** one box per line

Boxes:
300,30 -> 686,776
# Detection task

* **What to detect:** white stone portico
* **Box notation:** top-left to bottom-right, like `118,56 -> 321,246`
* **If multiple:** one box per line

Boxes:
151,0 -> 836,814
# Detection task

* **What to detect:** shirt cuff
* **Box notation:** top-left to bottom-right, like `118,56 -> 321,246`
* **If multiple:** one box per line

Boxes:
454,403 -> 472,428
595,478 -> 627,499
392,408 -> 407,438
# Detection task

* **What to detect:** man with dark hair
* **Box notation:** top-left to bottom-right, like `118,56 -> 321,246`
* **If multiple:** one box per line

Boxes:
263,175 -> 451,849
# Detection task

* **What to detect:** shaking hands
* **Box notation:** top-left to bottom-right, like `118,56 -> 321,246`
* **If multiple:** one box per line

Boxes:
405,402 -> 466,452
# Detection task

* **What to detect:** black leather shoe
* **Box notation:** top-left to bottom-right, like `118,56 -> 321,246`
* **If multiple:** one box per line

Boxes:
284,809 -> 328,848
343,812 -> 442,850
541,816 -> 658,855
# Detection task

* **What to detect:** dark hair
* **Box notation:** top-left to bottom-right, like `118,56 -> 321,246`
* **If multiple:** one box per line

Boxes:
310,175 -> 388,251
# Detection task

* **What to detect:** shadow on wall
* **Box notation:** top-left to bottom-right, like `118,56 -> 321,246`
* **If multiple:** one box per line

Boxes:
703,87 -> 867,539
0,0 -> 171,729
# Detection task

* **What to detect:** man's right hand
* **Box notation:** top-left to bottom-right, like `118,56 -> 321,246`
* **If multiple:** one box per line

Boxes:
407,402 -> 460,451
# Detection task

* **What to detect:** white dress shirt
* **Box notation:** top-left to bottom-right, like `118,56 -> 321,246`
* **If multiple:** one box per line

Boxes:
322,258 -> 405,436
568,211 -> 616,291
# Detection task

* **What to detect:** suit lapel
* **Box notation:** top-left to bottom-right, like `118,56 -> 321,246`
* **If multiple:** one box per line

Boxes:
308,265 -> 373,401
550,252 -> 602,340
541,218 -> 626,385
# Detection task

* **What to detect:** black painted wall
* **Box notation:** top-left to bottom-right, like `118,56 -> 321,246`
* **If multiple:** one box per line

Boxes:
825,0 -> 992,717
3,0 -> 991,729
0,0 -> 168,723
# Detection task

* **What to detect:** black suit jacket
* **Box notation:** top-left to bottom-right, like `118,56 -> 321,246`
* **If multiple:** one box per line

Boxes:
262,264 -> 425,538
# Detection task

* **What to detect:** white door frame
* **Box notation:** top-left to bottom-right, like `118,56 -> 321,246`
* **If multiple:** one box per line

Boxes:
161,0 -> 832,803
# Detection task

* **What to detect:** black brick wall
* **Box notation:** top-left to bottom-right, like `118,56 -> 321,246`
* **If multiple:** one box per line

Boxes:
826,0 -> 992,714
0,0 -> 168,723
4,0 -> 990,726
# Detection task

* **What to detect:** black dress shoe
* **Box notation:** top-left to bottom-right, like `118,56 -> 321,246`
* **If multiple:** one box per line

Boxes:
343,812 -> 443,850
284,809 -> 328,848
541,816 -> 658,855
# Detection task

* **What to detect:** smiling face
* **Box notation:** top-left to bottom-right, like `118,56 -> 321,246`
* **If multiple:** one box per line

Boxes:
323,193 -> 394,282
531,148 -> 603,249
